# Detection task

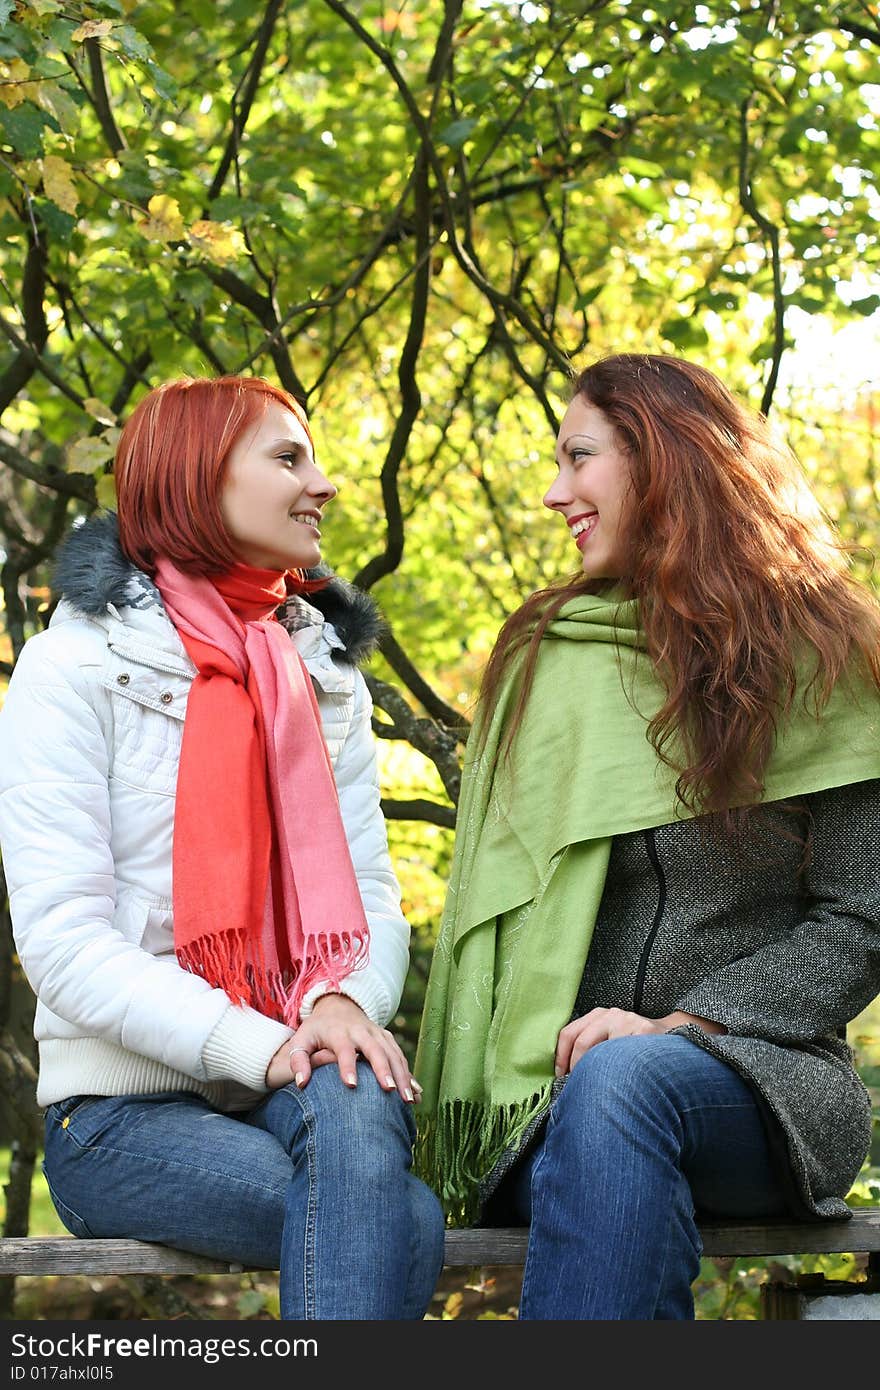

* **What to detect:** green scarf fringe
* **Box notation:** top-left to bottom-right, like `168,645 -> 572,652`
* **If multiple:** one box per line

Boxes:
413,1087 -> 555,1226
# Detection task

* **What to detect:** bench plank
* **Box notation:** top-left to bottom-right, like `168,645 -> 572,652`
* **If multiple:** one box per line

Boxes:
2,1211 -> 880,1277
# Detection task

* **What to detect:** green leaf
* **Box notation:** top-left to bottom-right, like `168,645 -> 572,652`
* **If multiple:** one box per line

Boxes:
114,24 -> 153,62
460,77 -> 494,104
209,194 -> 265,222
622,157 -> 665,179
0,104 -> 58,157
788,292 -> 826,312
115,152 -> 158,202
30,57 -> 67,78
438,118 -> 477,149
851,294 -> 880,317
143,58 -> 177,101
573,284 -> 603,311
661,315 -> 709,348
0,0 -> 16,25
36,80 -> 82,136
33,195 -> 76,243
698,291 -> 740,312
236,1289 -> 267,1318
621,183 -> 662,213
46,17 -> 81,53
95,473 -> 117,510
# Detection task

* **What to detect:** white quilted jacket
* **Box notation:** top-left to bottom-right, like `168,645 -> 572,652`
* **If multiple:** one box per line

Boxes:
0,545 -> 410,1110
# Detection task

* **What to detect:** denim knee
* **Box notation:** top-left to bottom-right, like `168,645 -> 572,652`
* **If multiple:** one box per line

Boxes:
280,1064 -> 415,1183
557,1036 -> 685,1138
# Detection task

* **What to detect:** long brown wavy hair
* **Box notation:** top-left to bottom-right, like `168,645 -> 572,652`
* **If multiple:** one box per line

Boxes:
479,353 -> 880,816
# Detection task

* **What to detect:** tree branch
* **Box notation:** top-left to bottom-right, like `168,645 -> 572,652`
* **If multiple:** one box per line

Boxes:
207,0 -> 284,204
55,279 -> 153,396
353,150 -> 432,590
738,97 -> 785,414
0,314 -> 87,411
0,1030 -> 39,1136
0,233 -> 47,417
378,626 -> 469,733
836,14 -> 880,46
320,0 -> 571,373
0,438 -> 96,502
308,243 -> 433,398
109,347 -> 153,418
231,186 -> 417,376
199,265 -> 307,400
381,798 -> 456,828
366,674 -> 464,805
85,37 -> 127,155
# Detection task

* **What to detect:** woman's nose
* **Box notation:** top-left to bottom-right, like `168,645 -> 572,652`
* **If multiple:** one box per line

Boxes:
308,466 -> 337,502
543,475 -> 570,511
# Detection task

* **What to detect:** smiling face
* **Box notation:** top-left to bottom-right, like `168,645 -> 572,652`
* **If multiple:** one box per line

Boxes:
544,395 -> 635,582
219,402 -> 336,571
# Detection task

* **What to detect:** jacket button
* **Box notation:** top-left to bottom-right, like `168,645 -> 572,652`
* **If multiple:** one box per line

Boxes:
116,673 -> 130,685
160,691 -> 173,704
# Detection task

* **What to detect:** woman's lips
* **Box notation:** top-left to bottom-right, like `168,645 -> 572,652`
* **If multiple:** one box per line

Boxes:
569,512 -> 598,549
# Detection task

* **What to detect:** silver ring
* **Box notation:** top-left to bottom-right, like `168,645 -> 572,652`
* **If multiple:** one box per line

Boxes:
289,1045 -> 310,1056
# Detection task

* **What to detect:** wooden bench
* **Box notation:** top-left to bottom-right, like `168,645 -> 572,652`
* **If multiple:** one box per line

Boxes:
3,1210 -> 880,1277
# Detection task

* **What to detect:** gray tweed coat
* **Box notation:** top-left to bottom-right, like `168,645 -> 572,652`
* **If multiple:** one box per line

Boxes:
487,780 -> 880,1221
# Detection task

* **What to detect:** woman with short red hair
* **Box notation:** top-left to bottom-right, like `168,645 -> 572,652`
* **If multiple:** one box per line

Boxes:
0,375 -> 444,1320
416,353 -> 880,1320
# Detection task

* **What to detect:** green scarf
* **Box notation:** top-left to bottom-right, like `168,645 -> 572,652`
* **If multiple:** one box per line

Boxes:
414,593 -> 880,1223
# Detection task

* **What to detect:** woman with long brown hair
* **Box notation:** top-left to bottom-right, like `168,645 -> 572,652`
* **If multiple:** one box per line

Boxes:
415,353 -> 880,1320
0,374 -> 445,1320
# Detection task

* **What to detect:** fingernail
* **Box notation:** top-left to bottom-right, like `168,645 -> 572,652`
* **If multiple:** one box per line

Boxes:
403,1087 -> 414,1102
295,1072 -> 304,1087
554,1066 -> 563,1078
385,1074 -> 395,1088
411,1079 -> 423,1093
346,1072 -> 357,1086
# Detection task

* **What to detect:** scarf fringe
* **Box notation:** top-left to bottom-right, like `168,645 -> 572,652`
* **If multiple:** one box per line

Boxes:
414,1086 -> 554,1226
178,926 -> 368,1026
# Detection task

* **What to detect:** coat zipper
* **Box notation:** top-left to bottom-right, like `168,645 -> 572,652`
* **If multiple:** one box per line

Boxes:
632,828 -> 666,1014
108,646 -> 193,680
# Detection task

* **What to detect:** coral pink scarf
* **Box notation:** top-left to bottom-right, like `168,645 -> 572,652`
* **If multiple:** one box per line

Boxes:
153,558 -> 369,1026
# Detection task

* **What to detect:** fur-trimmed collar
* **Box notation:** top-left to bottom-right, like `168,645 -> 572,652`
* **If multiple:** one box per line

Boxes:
52,512 -> 383,667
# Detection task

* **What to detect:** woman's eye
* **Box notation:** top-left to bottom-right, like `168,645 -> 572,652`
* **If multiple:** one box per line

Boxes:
278,452 -> 299,467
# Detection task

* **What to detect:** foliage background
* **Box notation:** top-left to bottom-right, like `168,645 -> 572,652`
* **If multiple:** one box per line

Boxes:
0,0 -> 878,1318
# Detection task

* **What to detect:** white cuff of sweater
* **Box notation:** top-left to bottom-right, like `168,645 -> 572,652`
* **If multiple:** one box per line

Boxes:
201,1003 -> 292,1091
299,967 -> 392,1027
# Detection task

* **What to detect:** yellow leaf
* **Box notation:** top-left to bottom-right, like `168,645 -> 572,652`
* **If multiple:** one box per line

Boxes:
42,155 -> 79,216
0,60 -> 36,110
68,436 -> 114,472
442,1290 -> 463,1319
17,160 -> 43,191
137,194 -> 185,243
71,20 -> 114,42
83,398 -> 117,427
22,1 -> 63,15
378,12 -> 418,36
96,473 -> 117,510
188,219 -> 248,265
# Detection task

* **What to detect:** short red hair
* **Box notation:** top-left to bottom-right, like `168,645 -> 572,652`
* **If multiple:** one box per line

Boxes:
114,375 -> 313,576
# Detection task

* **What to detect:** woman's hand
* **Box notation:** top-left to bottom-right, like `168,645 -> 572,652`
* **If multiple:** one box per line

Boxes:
555,1007 -> 726,1076
265,993 -> 422,1102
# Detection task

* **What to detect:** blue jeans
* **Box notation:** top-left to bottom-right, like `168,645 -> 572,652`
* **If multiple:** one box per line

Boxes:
504,1034 -> 789,1320
42,1064 -> 445,1320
